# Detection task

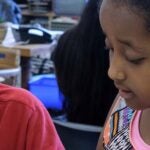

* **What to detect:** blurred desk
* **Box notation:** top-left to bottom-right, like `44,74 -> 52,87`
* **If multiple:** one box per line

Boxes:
0,44 -> 54,89
21,9 -> 55,29
22,10 -> 55,18
8,44 -> 52,57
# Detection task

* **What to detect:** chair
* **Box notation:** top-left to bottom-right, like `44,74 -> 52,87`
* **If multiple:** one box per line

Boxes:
53,119 -> 102,150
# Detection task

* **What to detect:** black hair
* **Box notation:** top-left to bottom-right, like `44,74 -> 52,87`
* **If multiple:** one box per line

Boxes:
101,0 -> 150,32
52,0 -> 118,126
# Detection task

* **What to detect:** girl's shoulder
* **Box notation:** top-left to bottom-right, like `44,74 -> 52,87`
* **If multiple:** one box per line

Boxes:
103,96 -> 135,149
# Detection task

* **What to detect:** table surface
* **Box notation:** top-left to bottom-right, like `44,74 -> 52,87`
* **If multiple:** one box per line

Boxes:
1,28 -> 63,57
0,43 -> 53,57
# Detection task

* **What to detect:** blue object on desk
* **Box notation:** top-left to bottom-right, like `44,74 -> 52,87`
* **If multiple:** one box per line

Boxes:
28,74 -> 64,110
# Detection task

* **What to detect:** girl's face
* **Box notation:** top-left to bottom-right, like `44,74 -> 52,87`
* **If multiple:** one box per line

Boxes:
100,0 -> 150,110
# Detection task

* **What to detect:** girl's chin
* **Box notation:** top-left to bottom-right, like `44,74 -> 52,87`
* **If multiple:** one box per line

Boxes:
125,102 -> 140,110
125,98 -> 143,110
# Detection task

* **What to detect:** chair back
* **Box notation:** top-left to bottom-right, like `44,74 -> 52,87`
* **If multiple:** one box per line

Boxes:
53,119 -> 102,150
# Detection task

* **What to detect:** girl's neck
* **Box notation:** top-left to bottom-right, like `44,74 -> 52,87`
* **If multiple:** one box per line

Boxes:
139,108 -> 150,145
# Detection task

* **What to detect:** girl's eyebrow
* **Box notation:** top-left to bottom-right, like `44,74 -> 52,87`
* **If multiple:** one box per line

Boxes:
118,39 -> 132,47
118,39 -> 144,54
102,30 -> 145,53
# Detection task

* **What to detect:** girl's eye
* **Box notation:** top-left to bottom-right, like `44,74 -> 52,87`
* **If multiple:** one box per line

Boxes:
128,57 -> 145,65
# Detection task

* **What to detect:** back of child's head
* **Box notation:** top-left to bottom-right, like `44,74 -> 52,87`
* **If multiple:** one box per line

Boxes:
53,0 -> 118,126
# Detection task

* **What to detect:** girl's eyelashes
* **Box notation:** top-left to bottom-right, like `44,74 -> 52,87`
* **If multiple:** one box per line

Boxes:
127,57 -> 145,65
104,44 -> 145,65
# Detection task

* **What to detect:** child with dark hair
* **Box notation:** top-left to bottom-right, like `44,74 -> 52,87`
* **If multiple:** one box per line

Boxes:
52,0 -> 118,126
97,0 -> 150,149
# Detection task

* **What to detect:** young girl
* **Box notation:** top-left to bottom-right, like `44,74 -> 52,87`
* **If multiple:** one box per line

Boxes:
97,0 -> 150,149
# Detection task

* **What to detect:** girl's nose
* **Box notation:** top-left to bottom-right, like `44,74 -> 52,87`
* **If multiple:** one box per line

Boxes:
108,57 -> 126,81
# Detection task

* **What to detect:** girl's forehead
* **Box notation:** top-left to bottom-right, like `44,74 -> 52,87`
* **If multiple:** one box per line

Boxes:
100,0 -> 145,34
100,0 -> 144,20
99,0 -> 150,53
100,0 -> 133,16
100,0 -> 125,14
100,0 -> 120,22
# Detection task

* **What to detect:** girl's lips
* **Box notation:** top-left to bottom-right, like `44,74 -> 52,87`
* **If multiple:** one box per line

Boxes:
119,89 -> 134,100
